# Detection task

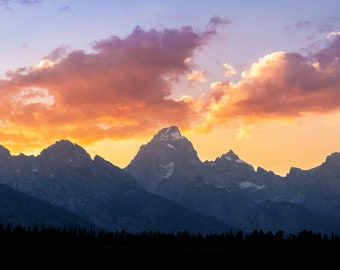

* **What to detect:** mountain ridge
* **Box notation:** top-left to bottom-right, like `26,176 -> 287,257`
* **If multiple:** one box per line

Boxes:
124,125 -> 340,234
0,134 -> 336,177
1,127 -> 340,234
0,138 -> 227,233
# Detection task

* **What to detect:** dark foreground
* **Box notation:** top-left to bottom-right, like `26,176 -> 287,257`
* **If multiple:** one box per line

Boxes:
1,245 -> 340,269
1,226 -> 340,268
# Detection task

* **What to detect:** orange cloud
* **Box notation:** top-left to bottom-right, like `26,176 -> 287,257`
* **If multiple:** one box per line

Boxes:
0,24 -> 219,150
2,18 -> 339,161
206,35 -> 340,124
187,70 -> 207,83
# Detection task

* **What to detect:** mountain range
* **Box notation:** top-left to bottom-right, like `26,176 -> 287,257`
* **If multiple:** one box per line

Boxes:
1,126 -> 340,235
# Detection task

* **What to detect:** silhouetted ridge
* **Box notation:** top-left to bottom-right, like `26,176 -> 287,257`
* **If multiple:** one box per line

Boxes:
324,152 -> 340,166
38,139 -> 92,168
0,145 -> 10,158
222,149 -> 239,160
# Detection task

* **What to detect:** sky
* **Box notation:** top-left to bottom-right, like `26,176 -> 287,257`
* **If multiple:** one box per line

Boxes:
1,0 -> 340,176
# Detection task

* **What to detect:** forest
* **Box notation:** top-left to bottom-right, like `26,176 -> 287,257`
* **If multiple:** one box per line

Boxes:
1,224 -> 340,268
0,224 -> 339,248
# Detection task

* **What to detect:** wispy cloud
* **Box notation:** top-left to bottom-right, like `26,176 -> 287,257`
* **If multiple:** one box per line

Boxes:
208,16 -> 232,27
1,0 -> 43,6
58,5 -> 70,12
0,0 -> 43,10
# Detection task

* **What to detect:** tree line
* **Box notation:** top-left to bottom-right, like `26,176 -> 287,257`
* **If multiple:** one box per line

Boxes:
1,223 -> 340,248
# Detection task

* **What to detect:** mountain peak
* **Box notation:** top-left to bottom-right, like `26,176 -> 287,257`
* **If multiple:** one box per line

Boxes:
224,150 -> 239,159
39,139 -> 92,166
220,149 -> 242,161
42,140 -> 81,154
53,139 -> 74,148
324,152 -> 340,166
217,149 -> 253,169
155,126 -> 184,141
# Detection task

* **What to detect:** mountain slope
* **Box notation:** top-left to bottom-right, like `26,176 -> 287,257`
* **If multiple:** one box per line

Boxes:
0,140 -> 227,233
0,183 -> 96,229
283,152 -> 340,217
125,125 -> 340,234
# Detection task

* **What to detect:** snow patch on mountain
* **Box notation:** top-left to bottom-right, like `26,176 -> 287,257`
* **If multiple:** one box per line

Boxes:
160,162 -> 175,179
239,181 -> 266,191
159,126 -> 184,141
235,159 -> 247,164
167,144 -> 176,150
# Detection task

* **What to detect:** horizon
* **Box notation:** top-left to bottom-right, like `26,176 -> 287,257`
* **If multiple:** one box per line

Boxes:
1,0 -> 340,176
0,125 -> 337,177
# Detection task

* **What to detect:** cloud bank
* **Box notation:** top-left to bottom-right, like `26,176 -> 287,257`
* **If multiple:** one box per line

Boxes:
0,22 -> 220,148
1,18 -> 340,151
207,35 -> 340,124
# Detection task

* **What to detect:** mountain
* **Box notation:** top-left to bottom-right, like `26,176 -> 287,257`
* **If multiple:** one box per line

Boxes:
125,126 -> 340,234
0,140 -> 226,234
2,127 -> 340,235
282,152 -> 340,217
0,183 -> 96,229
125,126 -> 201,193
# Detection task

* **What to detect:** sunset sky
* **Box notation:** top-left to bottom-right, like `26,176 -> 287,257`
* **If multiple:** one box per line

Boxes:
1,0 -> 340,176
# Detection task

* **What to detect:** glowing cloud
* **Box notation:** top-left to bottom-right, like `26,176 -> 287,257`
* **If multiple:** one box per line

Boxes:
326,32 -> 340,39
0,22 -> 221,148
187,70 -> 207,83
12,87 -> 54,105
32,59 -> 55,71
222,63 -> 236,78
236,126 -> 252,139
206,35 -> 340,124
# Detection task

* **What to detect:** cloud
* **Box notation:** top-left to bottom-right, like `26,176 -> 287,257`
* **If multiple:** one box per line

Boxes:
313,35 -> 340,67
284,19 -> 336,42
208,16 -> 232,27
327,32 -> 340,39
206,35 -> 340,124
187,70 -> 207,83
295,20 -> 311,29
45,46 -> 70,62
0,24 -> 218,147
236,126 -> 252,139
10,0 -> 41,4
222,63 -> 236,78
31,59 -> 54,71
58,5 -> 70,12
0,0 -> 43,8
2,17 -> 339,153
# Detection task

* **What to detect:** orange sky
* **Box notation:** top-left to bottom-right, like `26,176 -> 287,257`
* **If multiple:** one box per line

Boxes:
1,7 -> 340,176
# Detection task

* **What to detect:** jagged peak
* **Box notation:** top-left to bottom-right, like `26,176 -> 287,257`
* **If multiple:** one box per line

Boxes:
222,149 -> 239,160
218,149 -> 252,168
155,126 -> 185,142
42,139 -> 73,149
48,139 -> 83,150
324,152 -> 340,165
287,167 -> 303,176
39,139 -> 92,161
220,150 -> 247,163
